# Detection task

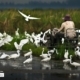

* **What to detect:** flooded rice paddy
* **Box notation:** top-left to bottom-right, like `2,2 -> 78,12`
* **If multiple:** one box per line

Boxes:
0,51 -> 80,80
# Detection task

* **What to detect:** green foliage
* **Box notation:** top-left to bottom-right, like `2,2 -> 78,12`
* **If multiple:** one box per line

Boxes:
0,9 -> 80,34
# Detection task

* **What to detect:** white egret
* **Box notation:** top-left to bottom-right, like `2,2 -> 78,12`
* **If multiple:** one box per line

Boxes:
3,31 -> 7,37
24,31 -> 31,38
75,46 -> 80,57
23,55 -> 32,64
41,55 -> 51,62
48,48 -> 55,54
8,50 -> 20,59
61,37 -> 64,44
55,49 -> 59,55
18,10 -> 40,21
64,49 -> 69,59
40,48 -> 51,58
0,52 -> 9,59
36,32 -> 43,38
63,50 -> 70,63
40,37 -> 47,44
3,34 -> 13,44
44,29 -> 51,34
63,58 -> 70,63
15,28 -> 19,38
24,49 -> 32,57
34,39 -> 40,47
0,38 -> 5,47
14,38 -> 29,50
70,55 -> 80,67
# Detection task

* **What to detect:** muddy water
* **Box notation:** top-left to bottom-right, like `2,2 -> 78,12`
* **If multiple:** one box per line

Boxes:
0,51 -> 80,80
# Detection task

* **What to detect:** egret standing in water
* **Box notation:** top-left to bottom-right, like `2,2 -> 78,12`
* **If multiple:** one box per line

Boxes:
24,49 -> 32,57
40,48 -> 51,58
70,55 -> 80,67
8,50 -> 20,59
23,54 -> 32,64
41,54 -> 51,62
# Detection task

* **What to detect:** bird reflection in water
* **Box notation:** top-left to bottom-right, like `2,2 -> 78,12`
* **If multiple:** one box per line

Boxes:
8,60 -> 21,68
63,63 -> 80,79
0,60 -> 8,66
23,63 -> 32,70
63,63 -> 71,70
41,62 -> 51,70
69,73 -> 80,79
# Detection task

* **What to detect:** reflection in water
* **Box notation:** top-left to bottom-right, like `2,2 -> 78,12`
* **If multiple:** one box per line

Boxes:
8,60 -> 22,68
63,63 -> 80,79
68,66 -> 80,79
41,62 -> 51,70
69,73 -> 80,79
0,60 -> 8,66
63,63 -> 71,70
0,56 -> 80,80
23,63 -> 32,70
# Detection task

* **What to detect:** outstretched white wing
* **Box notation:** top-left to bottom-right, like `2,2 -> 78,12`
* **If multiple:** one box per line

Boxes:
29,17 -> 40,19
14,42 -> 19,50
19,39 -> 29,46
18,10 -> 28,18
18,10 -> 40,20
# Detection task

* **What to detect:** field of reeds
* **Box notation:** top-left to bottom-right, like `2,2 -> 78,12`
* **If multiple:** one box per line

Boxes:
0,9 -> 80,59
0,9 -> 80,34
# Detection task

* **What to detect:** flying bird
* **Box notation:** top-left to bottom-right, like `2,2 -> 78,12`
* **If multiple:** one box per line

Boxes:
18,10 -> 40,21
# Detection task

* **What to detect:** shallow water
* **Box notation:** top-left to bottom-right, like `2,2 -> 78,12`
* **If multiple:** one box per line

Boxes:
0,51 -> 80,80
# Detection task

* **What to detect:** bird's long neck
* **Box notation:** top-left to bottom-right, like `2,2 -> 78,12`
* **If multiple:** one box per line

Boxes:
70,56 -> 72,64
30,55 -> 32,58
30,50 -> 32,54
48,51 -> 50,55
42,48 -> 44,54
17,50 -> 20,56
56,49 -> 58,54
66,51 -> 68,58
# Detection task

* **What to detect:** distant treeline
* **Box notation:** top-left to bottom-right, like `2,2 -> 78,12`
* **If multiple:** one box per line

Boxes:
0,9 -> 80,34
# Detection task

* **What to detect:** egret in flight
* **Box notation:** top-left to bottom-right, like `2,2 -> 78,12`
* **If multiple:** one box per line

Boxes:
18,10 -> 40,21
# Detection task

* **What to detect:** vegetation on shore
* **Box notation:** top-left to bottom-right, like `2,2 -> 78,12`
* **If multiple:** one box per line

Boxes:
0,9 -> 80,34
0,9 -> 79,59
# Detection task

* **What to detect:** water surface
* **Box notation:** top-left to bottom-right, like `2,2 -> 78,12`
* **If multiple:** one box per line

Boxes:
0,51 -> 80,80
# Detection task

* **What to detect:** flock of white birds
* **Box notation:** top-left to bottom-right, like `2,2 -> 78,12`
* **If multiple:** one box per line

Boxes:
0,28 -> 53,64
0,24 -> 80,68
0,28 -> 80,65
